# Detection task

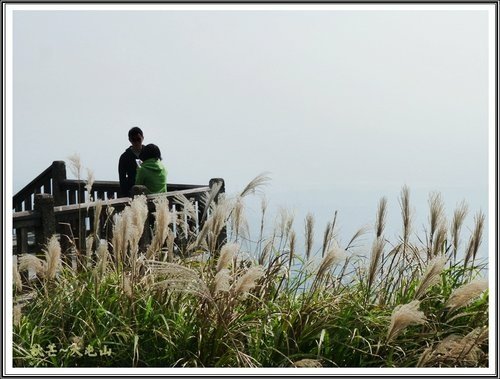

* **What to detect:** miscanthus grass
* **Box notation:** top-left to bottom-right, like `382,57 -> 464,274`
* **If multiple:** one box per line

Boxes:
12,176 -> 489,368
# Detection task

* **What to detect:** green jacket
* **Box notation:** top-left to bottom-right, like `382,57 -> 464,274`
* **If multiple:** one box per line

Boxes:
135,159 -> 167,193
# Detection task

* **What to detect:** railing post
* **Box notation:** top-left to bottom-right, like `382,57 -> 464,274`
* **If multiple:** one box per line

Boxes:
34,193 -> 56,253
51,161 -> 67,206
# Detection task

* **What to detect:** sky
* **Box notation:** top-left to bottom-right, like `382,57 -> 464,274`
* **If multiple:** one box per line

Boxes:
8,4 -> 494,259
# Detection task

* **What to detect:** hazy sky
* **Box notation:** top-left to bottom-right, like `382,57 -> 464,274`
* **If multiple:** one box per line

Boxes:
9,4 -> 493,253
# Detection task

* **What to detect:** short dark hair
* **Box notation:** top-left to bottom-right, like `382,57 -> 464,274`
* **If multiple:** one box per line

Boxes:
140,143 -> 162,161
128,127 -> 143,139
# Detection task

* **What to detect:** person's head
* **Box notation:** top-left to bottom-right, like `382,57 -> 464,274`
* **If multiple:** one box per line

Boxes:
128,127 -> 144,150
140,143 -> 162,161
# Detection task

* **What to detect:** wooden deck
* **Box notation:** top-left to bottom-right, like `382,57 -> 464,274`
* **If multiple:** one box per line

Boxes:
12,161 -> 224,257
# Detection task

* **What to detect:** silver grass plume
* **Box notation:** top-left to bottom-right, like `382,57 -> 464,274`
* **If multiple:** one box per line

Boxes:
44,235 -> 62,280
146,196 -> 172,260
112,195 -> 148,267
172,194 -> 197,220
122,274 -> 133,299
451,200 -> 468,262
445,279 -> 488,311
427,192 -> 445,255
258,240 -> 273,266
317,246 -> 346,279
13,260 -> 22,292
92,199 -> 103,237
200,181 -> 222,222
232,266 -> 264,298
67,153 -> 82,179
214,268 -> 231,294
238,172 -> 271,198
375,197 -> 388,239
288,230 -> 296,272
231,196 -> 249,241
217,243 -> 238,273
346,225 -> 370,250
18,254 -> 45,278
418,326 -> 488,367
192,197 -> 231,252
256,196 -> 268,252
129,195 -> 149,242
304,213 -> 315,260
95,242 -> 110,281
432,221 -> 448,256
399,185 -> 413,253
464,211 -> 485,268
111,210 -> 126,267
292,359 -> 322,368
367,237 -> 386,293
310,245 -> 346,291
414,254 -> 447,299
85,168 -> 95,201
13,305 -> 23,327
276,207 -> 294,239
171,195 -> 194,238
165,229 -> 175,262
387,300 -> 426,342
321,211 -> 338,258
146,260 -> 211,299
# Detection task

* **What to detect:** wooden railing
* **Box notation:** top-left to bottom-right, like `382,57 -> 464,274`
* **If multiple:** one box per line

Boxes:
12,161 -> 225,256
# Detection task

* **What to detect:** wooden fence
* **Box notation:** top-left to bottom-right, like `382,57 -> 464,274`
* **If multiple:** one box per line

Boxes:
12,161 -> 224,257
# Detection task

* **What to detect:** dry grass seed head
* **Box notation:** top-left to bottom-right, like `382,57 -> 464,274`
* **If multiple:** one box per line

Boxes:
238,172 -> 271,198
304,212 -> 315,260
387,300 -> 426,342
217,243 -> 239,273
232,196 -> 249,240
67,153 -> 82,178
122,274 -> 133,299
367,237 -> 386,292
147,196 -> 172,259
214,268 -> 231,294
432,222 -> 448,256
399,185 -> 413,242
445,278 -> 488,311
288,230 -> 296,269
44,235 -> 62,280
13,261 -> 23,292
414,254 -> 447,299
292,359 -> 322,368
93,199 -> 103,235
147,260 -> 211,299
13,305 -> 23,327
428,192 -> 445,237
233,266 -> 264,298
130,195 -> 149,238
95,242 -> 110,279
418,327 -> 488,367
192,196 -> 232,251
276,207 -> 294,239
18,254 -> 46,278
375,196 -> 388,238
172,194 -> 196,220
451,200 -> 468,254
85,168 -> 95,197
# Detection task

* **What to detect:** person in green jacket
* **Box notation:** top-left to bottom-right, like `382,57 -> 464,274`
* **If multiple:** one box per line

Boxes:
136,143 -> 167,193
